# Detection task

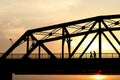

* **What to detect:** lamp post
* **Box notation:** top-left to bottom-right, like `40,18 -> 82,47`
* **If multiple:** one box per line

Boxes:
9,38 -> 13,58
9,38 -> 13,45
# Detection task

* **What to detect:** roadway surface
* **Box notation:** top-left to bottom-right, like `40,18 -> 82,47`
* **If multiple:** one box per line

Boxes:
0,58 -> 120,75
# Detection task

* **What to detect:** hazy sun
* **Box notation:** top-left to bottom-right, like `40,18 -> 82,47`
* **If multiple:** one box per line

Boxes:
91,75 -> 107,80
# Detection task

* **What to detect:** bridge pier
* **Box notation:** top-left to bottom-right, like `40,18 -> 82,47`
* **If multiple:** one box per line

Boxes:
0,72 -> 12,80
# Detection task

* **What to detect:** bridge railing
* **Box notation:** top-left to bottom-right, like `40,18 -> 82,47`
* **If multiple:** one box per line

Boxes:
0,53 -> 119,59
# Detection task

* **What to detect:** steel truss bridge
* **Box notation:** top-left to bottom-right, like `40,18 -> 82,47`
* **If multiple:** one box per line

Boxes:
1,14 -> 120,80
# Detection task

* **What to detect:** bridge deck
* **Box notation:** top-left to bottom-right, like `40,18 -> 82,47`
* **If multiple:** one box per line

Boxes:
0,53 -> 119,59
0,58 -> 120,75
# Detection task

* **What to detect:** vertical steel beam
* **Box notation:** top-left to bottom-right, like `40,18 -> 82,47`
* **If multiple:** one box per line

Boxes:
64,28 -> 71,58
62,38 -> 65,59
26,36 -> 29,54
38,45 -> 40,59
98,22 -> 102,58
62,28 -> 65,59
67,37 -> 71,58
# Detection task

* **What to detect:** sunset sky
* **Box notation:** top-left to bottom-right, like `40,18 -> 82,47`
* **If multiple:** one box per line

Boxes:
0,0 -> 120,52
1,0 -> 120,80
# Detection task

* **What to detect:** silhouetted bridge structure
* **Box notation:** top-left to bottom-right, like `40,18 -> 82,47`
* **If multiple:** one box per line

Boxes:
1,14 -> 120,80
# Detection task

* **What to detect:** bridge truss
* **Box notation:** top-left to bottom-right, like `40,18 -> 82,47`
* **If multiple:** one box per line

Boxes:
1,14 -> 120,59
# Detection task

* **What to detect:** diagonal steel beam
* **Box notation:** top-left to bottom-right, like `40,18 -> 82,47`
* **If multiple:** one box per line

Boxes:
40,43 -> 57,59
79,33 -> 98,58
30,34 -> 38,41
102,32 -> 120,57
69,21 -> 97,58
1,31 -> 30,59
22,41 -> 57,59
102,20 -> 120,45
22,42 -> 39,59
